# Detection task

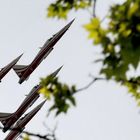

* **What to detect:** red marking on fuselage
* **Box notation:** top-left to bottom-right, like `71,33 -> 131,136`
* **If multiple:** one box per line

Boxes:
19,23 -> 70,84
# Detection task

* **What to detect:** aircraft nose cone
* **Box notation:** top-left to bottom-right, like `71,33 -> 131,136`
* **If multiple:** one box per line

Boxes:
69,18 -> 75,25
50,65 -> 63,78
18,53 -> 24,59
38,100 -> 46,108
15,53 -> 24,61
19,79 -> 23,84
65,18 -> 75,29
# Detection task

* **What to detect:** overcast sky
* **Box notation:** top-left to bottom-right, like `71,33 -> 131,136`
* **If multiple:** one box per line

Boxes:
0,0 -> 140,140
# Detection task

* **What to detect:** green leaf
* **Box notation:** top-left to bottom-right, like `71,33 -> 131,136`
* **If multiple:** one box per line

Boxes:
22,134 -> 30,140
128,2 -> 139,18
47,0 -> 92,19
40,75 -> 77,116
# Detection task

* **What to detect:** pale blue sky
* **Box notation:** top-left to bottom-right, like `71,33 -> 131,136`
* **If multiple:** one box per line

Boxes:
0,0 -> 140,140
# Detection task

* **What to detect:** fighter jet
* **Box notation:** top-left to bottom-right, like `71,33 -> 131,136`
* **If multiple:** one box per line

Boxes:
0,85 -> 41,133
4,100 -> 46,140
0,66 -> 62,132
0,54 -> 23,82
13,19 -> 74,84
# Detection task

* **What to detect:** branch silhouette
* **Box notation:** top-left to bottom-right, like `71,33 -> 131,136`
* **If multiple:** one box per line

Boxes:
93,0 -> 97,17
76,75 -> 106,93
0,126 -> 56,140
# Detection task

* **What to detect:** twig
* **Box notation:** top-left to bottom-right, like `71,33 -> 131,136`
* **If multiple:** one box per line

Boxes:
43,121 -> 57,140
93,0 -> 97,17
0,126 -> 56,140
21,130 -> 55,140
76,74 -> 106,93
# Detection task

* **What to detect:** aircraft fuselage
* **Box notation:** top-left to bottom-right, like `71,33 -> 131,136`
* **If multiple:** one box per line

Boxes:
18,19 -> 74,84
0,54 -> 22,82
2,85 -> 41,132
5,100 -> 46,140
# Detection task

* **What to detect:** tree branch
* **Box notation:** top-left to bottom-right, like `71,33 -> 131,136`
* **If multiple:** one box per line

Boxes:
93,0 -> 97,17
0,126 -> 56,140
76,75 -> 106,93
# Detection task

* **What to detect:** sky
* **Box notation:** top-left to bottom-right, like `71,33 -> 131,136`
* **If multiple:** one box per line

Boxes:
0,0 -> 140,140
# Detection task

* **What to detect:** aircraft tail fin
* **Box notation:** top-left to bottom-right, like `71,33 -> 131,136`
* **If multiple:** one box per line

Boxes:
13,65 -> 29,78
0,113 -> 13,126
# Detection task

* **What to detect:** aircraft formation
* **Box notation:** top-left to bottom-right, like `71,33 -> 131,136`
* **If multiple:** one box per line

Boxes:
0,19 -> 74,140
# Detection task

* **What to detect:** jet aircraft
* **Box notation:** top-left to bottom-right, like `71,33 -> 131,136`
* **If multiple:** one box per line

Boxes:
13,19 -> 74,84
0,66 -> 62,132
0,54 -> 23,82
4,100 -> 46,140
0,85 -> 41,133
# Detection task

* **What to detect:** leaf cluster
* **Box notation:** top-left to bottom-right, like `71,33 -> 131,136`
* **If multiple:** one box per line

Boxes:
84,0 -> 140,103
122,77 -> 140,104
39,75 -> 77,116
47,0 -> 92,19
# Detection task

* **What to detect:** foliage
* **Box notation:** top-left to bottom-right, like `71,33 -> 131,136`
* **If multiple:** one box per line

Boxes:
84,0 -> 140,104
19,0 -> 140,140
39,75 -> 77,116
123,77 -> 140,104
23,134 -> 30,140
47,0 -> 92,19
46,0 -> 140,104
20,0 -> 140,139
